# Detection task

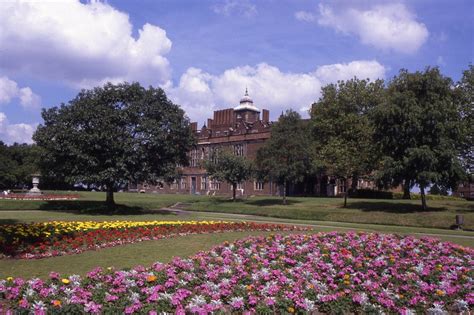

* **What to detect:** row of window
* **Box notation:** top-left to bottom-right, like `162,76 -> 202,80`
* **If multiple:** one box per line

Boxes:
189,144 -> 246,166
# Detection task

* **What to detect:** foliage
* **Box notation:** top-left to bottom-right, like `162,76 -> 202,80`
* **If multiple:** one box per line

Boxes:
0,142 -> 43,190
455,65 -> 474,180
203,149 -> 253,200
33,82 -> 195,207
372,68 -> 466,210
310,78 -> 385,206
256,110 -> 312,204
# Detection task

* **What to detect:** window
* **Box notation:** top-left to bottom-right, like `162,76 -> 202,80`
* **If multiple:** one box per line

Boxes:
170,180 -> 179,190
156,181 -> 164,190
201,176 -> 208,190
189,149 -> 199,167
232,182 -> 244,191
210,178 -> 220,190
234,143 -> 244,156
254,181 -> 264,191
180,178 -> 187,190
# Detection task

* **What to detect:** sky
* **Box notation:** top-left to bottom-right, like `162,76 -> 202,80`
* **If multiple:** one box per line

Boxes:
0,0 -> 472,144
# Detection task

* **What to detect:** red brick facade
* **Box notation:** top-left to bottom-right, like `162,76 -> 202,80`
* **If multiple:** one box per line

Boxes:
135,91 -> 374,197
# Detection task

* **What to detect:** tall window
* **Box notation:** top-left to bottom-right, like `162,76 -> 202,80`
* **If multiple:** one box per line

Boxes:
171,180 -> 179,190
254,181 -> 264,191
201,176 -> 208,190
180,178 -> 187,190
234,143 -> 244,156
210,178 -> 220,190
190,149 -> 199,167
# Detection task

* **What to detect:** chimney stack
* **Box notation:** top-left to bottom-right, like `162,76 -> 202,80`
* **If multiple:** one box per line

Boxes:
262,109 -> 270,122
190,122 -> 198,132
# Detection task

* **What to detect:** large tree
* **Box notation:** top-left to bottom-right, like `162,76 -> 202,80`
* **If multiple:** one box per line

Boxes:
34,82 -> 195,209
372,68 -> 466,210
310,78 -> 385,207
204,149 -> 253,201
256,110 -> 312,204
455,65 -> 474,180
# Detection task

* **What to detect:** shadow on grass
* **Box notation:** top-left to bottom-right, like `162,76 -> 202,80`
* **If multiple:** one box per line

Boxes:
37,201 -> 179,216
245,198 -> 301,206
0,219 -> 20,225
346,201 -> 446,213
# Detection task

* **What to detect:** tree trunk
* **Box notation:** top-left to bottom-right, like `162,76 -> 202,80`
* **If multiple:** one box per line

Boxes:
282,180 -> 287,205
232,183 -> 237,201
403,181 -> 411,199
420,186 -> 427,211
106,184 -> 115,211
343,178 -> 348,208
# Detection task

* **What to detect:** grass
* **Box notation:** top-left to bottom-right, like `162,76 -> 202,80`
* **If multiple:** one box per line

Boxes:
1,191 -> 473,279
1,191 -> 473,230
0,231 -> 302,279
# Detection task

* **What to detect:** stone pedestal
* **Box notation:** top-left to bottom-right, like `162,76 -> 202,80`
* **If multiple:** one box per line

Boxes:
28,175 -> 42,195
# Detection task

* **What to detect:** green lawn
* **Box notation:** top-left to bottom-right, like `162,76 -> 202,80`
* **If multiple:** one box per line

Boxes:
1,192 -> 473,279
1,191 -> 473,230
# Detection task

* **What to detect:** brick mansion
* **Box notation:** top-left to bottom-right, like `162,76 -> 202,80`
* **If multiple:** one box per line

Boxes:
136,90 -> 373,197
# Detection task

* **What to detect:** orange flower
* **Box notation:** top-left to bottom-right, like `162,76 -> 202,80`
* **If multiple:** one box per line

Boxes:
436,289 -> 445,296
147,275 -> 157,282
52,300 -> 62,307
343,274 -> 350,280
287,306 -> 295,313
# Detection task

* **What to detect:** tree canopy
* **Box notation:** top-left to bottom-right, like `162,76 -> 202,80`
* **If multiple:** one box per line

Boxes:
0,142 -> 42,190
33,82 -> 195,208
310,78 -> 385,206
256,110 -> 312,204
204,148 -> 253,201
372,68 -> 466,209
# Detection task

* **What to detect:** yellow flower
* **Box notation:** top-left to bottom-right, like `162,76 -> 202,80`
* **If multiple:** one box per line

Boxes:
436,289 -> 445,296
287,307 -> 295,313
61,278 -> 70,284
6,277 -> 13,281
343,274 -> 350,280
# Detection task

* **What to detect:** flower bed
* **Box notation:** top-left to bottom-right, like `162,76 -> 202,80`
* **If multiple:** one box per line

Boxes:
0,193 -> 80,200
0,220 -> 306,259
1,232 -> 473,314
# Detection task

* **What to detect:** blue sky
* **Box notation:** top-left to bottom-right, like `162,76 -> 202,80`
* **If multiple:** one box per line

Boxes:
0,0 -> 472,144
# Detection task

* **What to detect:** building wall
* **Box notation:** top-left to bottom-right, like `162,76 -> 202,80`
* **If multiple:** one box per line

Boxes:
453,182 -> 474,200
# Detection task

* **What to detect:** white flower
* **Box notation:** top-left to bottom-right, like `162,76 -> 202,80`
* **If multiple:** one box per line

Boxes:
453,299 -> 469,312
302,298 -> 315,311
427,303 -> 448,315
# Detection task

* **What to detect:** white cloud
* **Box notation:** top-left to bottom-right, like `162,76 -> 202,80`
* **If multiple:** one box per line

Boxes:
295,11 -> 316,22
212,0 -> 257,18
167,60 -> 386,122
0,112 -> 37,144
0,0 -> 172,88
0,76 -> 41,109
316,3 -> 429,54
315,60 -> 386,85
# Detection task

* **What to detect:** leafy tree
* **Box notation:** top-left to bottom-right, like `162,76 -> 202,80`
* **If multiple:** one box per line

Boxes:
310,78 -> 385,207
256,110 -> 312,204
204,149 -> 253,201
34,82 -> 195,209
429,184 -> 449,196
0,141 -> 17,190
373,68 -> 466,210
455,65 -> 474,181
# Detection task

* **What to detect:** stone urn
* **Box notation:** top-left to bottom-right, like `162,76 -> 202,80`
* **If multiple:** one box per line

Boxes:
28,173 -> 42,195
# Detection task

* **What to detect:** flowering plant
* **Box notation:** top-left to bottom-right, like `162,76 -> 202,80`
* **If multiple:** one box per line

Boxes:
1,232 -> 472,314
0,221 -> 306,259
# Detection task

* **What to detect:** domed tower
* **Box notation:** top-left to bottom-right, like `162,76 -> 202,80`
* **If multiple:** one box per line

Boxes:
234,88 -> 260,123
